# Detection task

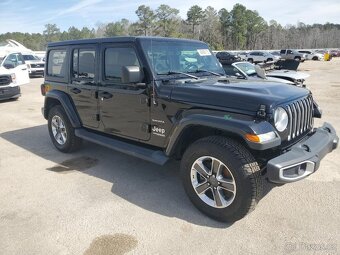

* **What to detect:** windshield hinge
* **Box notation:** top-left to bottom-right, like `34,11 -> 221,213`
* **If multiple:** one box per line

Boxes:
257,105 -> 266,118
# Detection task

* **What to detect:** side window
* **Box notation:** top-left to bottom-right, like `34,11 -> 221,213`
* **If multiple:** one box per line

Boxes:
72,49 -> 96,80
223,65 -> 238,76
280,50 -> 285,54
104,47 -> 140,83
47,49 -> 67,77
287,50 -> 293,54
2,53 -> 24,69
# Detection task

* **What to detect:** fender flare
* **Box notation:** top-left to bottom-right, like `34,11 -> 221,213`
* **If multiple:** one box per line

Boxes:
165,113 -> 280,155
43,90 -> 82,128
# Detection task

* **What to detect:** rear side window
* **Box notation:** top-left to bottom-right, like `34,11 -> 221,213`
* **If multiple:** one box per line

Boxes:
47,49 -> 67,77
72,49 -> 96,80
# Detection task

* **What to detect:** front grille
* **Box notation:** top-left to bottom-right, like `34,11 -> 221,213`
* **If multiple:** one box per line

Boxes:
31,63 -> 44,68
0,75 -> 11,86
286,96 -> 314,141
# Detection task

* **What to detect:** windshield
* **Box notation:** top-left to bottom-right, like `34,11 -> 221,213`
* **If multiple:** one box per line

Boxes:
23,54 -> 40,61
140,40 -> 224,78
234,62 -> 257,76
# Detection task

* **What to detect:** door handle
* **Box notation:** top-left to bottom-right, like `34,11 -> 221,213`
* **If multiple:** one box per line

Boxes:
71,88 -> 81,94
99,91 -> 113,99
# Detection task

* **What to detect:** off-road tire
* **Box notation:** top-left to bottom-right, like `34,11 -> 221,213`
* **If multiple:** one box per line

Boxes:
48,105 -> 82,153
180,136 -> 263,222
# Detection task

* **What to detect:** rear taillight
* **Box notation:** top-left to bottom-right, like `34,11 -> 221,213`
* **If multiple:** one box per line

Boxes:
41,84 -> 46,96
41,83 -> 51,96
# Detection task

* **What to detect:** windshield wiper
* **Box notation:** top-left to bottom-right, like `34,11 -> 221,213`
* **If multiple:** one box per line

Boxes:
157,71 -> 199,80
190,69 -> 224,77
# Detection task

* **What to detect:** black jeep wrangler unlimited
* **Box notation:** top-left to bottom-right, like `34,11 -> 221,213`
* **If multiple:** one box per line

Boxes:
41,37 -> 338,222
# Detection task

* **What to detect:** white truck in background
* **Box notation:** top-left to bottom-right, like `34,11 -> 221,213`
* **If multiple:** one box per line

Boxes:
0,52 -> 30,101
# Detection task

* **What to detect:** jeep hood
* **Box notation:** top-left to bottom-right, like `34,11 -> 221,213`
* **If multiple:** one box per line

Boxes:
170,78 -> 309,113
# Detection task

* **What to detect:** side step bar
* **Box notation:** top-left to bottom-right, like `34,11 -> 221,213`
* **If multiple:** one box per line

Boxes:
75,129 -> 169,165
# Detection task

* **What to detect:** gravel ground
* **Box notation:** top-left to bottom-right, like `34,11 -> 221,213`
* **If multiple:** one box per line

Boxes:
0,59 -> 339,255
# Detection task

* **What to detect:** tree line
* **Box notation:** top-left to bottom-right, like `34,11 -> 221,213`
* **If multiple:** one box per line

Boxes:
1,3 -> 339,51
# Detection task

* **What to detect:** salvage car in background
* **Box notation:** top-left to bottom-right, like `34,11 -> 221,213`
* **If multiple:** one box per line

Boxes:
222,61 -> 309,87
280,49 -> 306,62
215,51 -> 241,64
246,51 -> 280,63
298,50 -> 324,61
0,52 -> 29,100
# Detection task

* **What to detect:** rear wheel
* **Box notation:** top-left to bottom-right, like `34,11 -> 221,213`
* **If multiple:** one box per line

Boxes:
294,56 -> 301,61
247,58 -> 253,63
312,56 -> 318,61
266,58 -> 273,62
181,136 -> 263,222
48,105 -> 82,152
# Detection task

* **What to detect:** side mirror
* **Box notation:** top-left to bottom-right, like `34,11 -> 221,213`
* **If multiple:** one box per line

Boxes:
3,63 -> 15,69
255,65 -> 267,79
121,66 -> 142,84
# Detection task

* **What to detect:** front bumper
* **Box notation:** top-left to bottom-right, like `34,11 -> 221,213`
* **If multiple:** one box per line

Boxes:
0,86 -> 21,101
267,123 -> 338,183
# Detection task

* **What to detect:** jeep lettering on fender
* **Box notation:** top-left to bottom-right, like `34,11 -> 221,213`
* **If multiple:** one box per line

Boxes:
41,37 -> 339,222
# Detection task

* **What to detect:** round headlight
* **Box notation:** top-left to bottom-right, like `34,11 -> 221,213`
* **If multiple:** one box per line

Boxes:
274,107 -> 288,132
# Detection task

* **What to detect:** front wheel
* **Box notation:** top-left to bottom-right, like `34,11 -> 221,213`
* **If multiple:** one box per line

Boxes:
181,136 -> 263,222
48,105 -> 82,152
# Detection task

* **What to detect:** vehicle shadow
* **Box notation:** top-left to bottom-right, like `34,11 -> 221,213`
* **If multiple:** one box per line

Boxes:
1,125 -> 240,228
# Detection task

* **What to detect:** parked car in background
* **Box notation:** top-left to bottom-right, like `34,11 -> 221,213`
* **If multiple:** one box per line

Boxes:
280,49 -> 306,62
22,53 -> 45,77
270,51 -> 281,57
237,51 -> 249,60
330,49 -> 340,57
222,61 -> 308,86
215,51 -> 241,64
0,52 -> 29,100
298,50 -> 323,61
222,62 -> 295,85
246,51 -> 280,63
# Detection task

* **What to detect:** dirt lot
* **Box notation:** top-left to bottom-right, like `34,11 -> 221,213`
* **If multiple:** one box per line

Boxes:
0,59 -> 339,255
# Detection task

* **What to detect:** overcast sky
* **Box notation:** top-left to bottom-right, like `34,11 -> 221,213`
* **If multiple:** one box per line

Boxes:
0,0 -> 339,34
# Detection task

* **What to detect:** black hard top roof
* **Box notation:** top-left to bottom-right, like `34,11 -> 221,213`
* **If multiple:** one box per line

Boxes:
47,36 -> 204,47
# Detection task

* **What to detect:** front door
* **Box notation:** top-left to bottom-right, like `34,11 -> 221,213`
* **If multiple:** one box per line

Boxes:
68,46 -> 99,129
98,44 -> 150,141
1,53 -> 29,85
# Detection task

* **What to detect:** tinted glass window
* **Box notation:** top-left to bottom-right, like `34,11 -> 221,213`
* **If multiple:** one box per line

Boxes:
2,53 -> 24,69
72,49 -> 96,79
140,40 -> 224,76
23,55 -> 39,60
287,50 -> 293,54
222,65 -> 239,76
104,47 -> 140,83
280,50 -> 285,54
47,49 -> 67,77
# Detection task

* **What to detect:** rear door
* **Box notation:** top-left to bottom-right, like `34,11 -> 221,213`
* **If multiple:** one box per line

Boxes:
68,45 -> 99,129
1,53 -> 29,85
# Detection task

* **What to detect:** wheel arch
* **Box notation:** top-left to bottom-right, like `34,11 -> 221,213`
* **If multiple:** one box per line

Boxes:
165,113 -> 280,159
167,124 -> 246,159
43,90 -> 81,128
